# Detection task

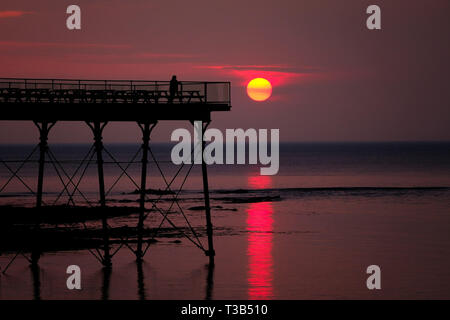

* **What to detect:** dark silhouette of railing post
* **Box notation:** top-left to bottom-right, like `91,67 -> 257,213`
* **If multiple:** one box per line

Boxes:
87,121 -> 111,267
136,121 -> 157,262
201,121 -> 215,264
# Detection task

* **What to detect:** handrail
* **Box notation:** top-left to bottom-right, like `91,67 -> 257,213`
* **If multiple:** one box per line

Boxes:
0,78 -> 231,105
0,77 -> 230,84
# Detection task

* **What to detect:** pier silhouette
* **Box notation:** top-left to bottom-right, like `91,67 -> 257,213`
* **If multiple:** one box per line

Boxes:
0,77 -> 231,270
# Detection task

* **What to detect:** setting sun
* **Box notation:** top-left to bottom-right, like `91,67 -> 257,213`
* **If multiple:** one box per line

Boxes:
247,78 -> 272,102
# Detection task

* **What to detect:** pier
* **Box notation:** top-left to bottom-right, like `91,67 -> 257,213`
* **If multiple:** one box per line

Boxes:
0,78 -> 231,269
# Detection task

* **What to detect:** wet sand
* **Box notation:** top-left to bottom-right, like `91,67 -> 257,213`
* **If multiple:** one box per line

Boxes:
1,190 -> 450,299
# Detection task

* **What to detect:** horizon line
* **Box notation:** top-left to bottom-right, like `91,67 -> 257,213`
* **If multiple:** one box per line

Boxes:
1,140 -> 450,146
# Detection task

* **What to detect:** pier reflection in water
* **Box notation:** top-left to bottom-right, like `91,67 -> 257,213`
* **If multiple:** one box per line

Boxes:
136,261 -> 146,300
95,259 -> 214,300
101,266 -> 111,300
30,264 -> 41,300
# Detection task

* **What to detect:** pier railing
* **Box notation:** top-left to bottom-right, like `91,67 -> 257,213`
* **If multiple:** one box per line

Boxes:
0,78 -> 231,105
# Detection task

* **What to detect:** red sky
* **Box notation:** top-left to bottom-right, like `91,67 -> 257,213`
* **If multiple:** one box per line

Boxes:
0,0 -> 449,143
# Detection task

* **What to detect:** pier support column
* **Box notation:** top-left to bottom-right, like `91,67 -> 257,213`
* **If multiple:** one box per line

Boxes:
200,121 -> 215,264
32,120 -> 55,266
136,121 -> 157,262
34,121 -> 55,208
87,121 -> 111,267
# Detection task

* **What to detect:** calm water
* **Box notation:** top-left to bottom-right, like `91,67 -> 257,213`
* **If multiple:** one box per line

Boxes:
1,142 -> 450,299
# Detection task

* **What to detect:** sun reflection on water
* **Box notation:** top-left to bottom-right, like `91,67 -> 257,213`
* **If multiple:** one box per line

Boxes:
247,175 -> 274,299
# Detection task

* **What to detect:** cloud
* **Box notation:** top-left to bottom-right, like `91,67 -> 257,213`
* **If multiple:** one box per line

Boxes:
134,53 -> 197,59
0,11 -> 33,18
202,65 -> 319,73
197,64 -> 321,86
0,41 -> 130,49
131,52 -> 201,62
0,42 -> 197,65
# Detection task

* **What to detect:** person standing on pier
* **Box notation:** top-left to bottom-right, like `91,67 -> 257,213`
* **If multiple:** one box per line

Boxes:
169,75 -> 179,103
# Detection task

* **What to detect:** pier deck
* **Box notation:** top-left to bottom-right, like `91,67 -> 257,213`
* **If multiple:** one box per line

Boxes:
0,78 -> 231,121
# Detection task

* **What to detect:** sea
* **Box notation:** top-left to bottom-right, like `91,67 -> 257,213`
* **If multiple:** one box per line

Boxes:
0,142 -> 449,299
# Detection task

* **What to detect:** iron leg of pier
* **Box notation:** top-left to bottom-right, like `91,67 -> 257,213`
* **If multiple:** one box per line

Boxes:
32,121 -> 54,266
136,121 -> 157,262
35,121 -> 51,209
201,121 -> 215,264
88,121 -> 111,267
